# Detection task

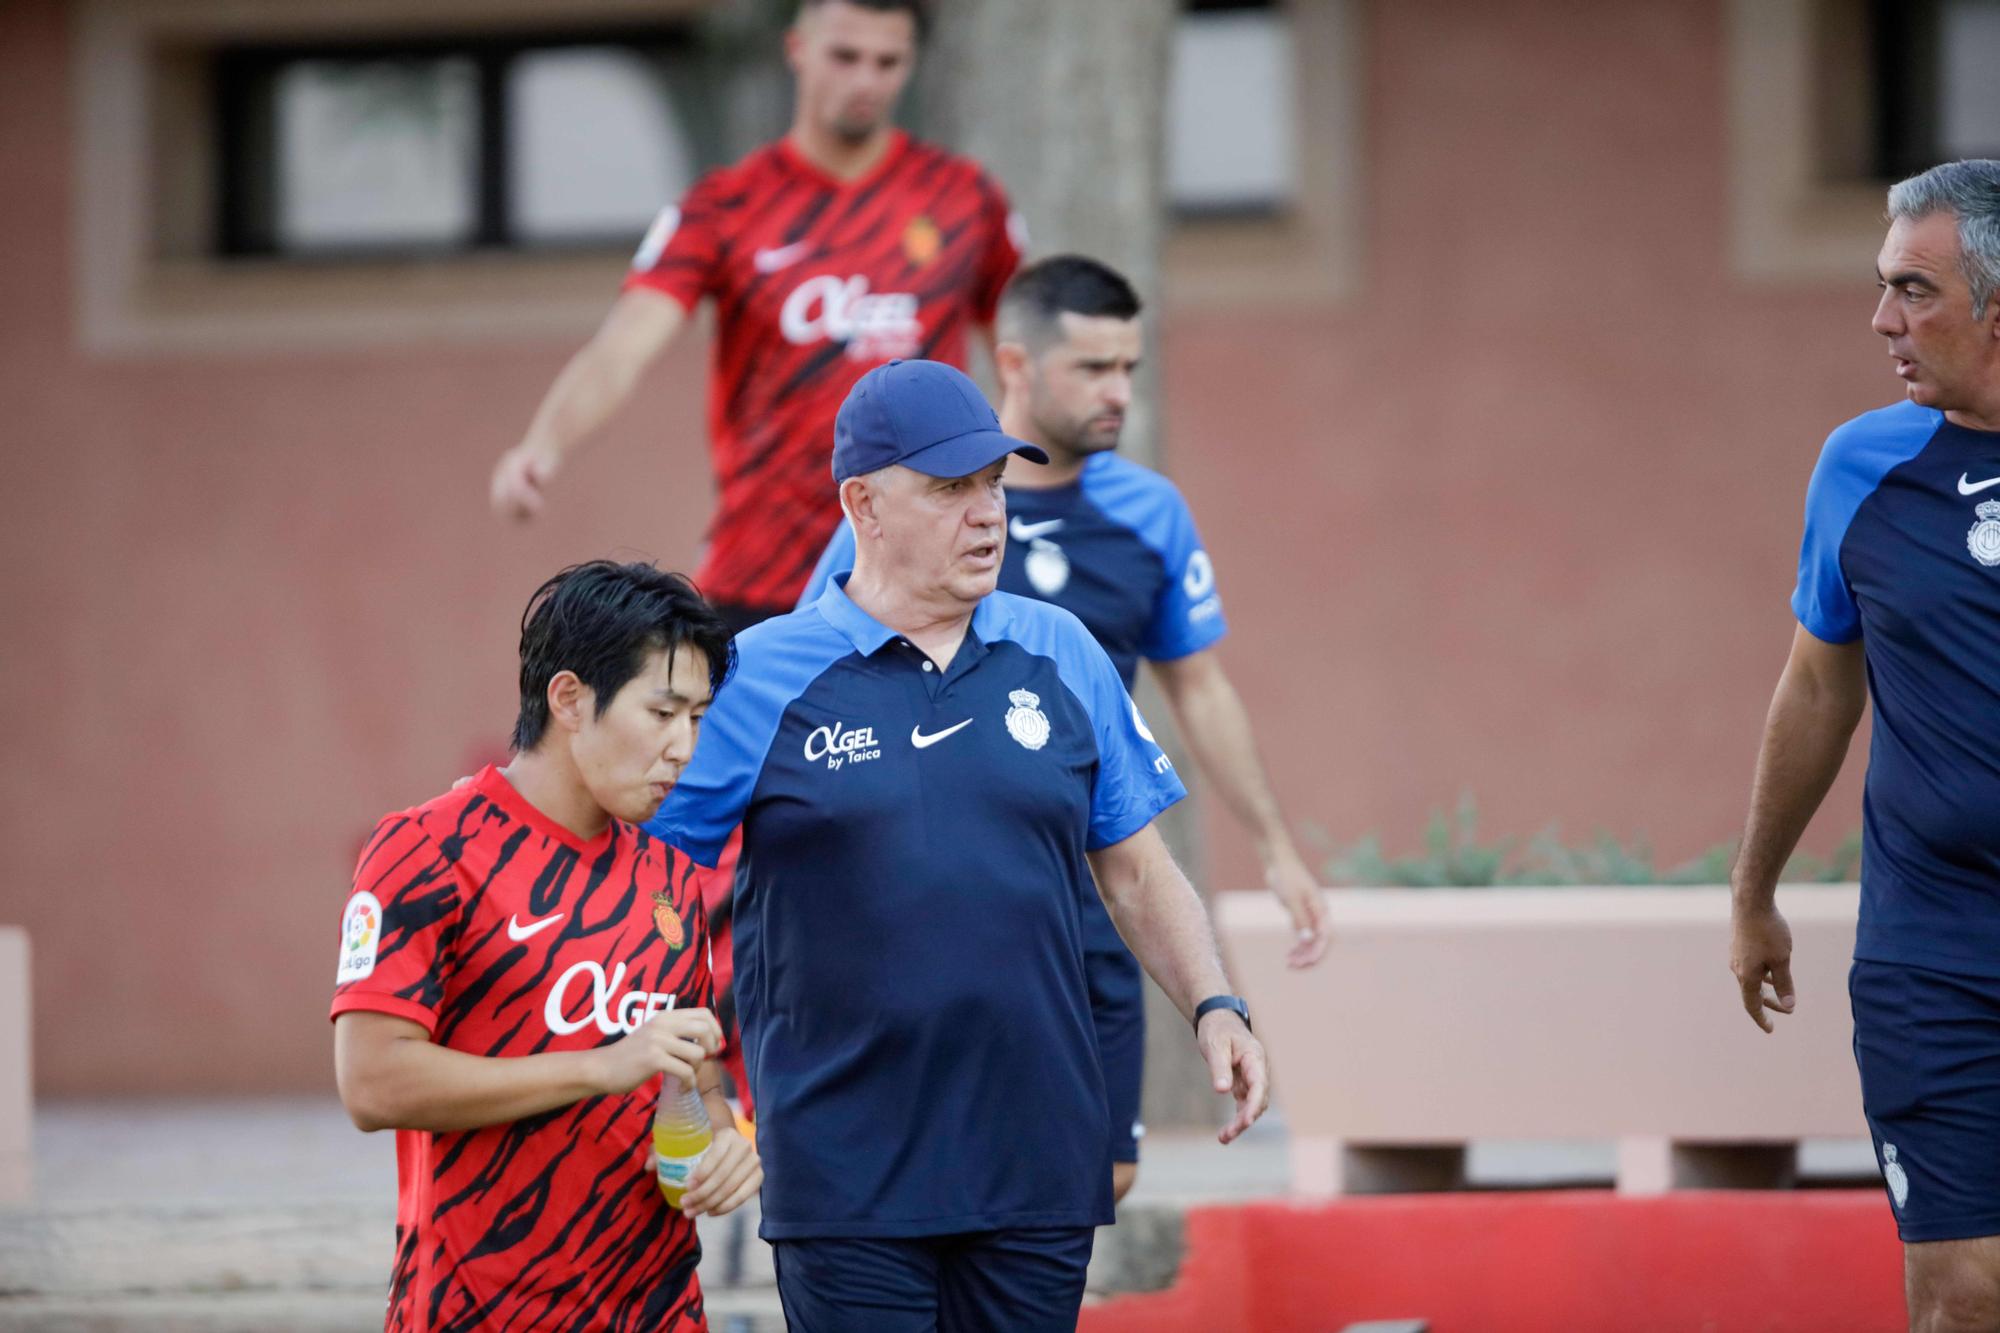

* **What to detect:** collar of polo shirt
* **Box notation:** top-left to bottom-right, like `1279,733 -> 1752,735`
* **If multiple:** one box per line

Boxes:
814,571 -> 1003,657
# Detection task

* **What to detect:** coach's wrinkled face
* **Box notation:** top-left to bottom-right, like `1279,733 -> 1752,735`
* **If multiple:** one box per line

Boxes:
1874,211 -> 2000,413
563,645 -> 713,826
849,460 -> 1007,607
787,2 -> 917,145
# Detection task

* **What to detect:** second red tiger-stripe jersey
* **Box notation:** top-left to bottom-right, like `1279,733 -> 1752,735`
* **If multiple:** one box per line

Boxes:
625,130 -> 1023,610
329,766 -> 716,1333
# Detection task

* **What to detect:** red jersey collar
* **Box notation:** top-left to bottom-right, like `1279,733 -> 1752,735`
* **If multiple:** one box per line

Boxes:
775,128 -> 910,192
474,764 -> 619,857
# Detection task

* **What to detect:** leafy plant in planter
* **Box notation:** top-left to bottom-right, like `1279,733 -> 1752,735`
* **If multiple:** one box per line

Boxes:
1309,793 -> 1861,888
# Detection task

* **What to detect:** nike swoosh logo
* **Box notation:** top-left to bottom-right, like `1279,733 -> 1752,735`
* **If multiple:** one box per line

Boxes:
753,241 -> 813,274
911,719 -> 973,749
507,912 -> 565,942
1009,518 -> 1065,541
1960,473 -> 2000,495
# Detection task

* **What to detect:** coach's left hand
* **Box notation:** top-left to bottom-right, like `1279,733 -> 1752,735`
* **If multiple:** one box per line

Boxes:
679,1123 -> 762,1218
1198,1012 -> 1270,1146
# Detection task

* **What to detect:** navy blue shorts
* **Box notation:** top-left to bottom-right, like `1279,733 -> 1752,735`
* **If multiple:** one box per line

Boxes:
1087,946 -> 1145,1165
1851,959 -> 2000,1242
771,1228 -> 1095,1333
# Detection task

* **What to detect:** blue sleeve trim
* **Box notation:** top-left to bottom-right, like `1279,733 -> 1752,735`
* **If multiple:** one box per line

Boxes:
982,593 -> 1188,848
796,520 -> 857,610
1790,401 -> 1941,643
646,612 -> 854,865
1078,456 -> 1229,661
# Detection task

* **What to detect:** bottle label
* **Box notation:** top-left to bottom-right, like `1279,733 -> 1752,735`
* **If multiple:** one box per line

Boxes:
655,1148 -> 708,1191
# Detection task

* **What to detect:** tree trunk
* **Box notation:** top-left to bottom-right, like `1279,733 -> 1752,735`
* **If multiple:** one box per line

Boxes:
921,0 -> 1221,1137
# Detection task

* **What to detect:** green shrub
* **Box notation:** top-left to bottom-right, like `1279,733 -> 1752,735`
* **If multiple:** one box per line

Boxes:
1309,794 -> 1861,888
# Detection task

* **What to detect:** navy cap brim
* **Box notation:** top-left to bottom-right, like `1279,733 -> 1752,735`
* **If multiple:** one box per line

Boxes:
895,429 -> 1050,478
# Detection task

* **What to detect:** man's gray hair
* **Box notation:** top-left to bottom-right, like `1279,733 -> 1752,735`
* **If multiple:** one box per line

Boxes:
1888,159 -> 2000,318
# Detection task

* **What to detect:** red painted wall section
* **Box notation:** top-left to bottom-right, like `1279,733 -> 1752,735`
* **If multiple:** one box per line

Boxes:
4,0 -> 1897,1093
1082,1193 -> 1906,1333
1167,0 -> 1884,890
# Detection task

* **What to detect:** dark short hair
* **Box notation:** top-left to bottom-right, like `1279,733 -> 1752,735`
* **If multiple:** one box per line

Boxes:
997,255 -> 1144,347
511,561 -> 735,752
799,0 -> 928,39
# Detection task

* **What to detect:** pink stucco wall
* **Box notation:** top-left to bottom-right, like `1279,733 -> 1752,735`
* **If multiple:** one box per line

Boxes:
3,0 -> 1881,1095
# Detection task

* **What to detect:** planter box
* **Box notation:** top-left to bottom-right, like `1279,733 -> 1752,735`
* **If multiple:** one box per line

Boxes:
0,927 -> 28,1203
1213,886 -> 1866,1196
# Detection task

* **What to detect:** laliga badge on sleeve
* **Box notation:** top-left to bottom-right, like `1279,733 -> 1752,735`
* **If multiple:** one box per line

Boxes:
337,891 -> 382,983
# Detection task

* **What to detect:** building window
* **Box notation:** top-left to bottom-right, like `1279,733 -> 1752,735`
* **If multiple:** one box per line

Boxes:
213,27 -> 702,258
1169,0 -> 1297,216
1874,0 -> 2000,179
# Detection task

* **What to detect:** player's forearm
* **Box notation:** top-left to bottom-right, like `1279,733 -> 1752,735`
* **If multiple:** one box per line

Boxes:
1091,831 -> 1235,1022
696,1059 -> 733,1130
344,1035 -> 608,1134
1732,671 -> 1865,905
520,344 -> 647,464
1163,668 -> 1295,860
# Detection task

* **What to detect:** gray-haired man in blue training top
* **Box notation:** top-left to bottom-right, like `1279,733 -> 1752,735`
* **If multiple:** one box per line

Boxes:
1731,159 -> 2000,1332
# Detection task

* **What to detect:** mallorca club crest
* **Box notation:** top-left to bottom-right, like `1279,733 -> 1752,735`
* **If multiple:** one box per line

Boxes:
1005,688 -> 1051,751
1024,538 -> 1071,595
902,215 -> 942,268
1969,500 -> 2000,567
1882,1142 -> 1910,1210
652,889 -> 686,952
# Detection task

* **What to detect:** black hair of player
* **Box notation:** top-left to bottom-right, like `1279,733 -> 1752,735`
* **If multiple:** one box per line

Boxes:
511,561 -> 736,752
999,255 -> 1143,342
798,0 -> 929,40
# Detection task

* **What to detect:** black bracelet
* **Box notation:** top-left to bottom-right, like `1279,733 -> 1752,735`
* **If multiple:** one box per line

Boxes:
1192,994 -> 1251,1032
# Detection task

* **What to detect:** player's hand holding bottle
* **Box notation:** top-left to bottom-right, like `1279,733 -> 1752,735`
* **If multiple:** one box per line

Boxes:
591,1007 -> 724,1094
677,1116 -> 762,1219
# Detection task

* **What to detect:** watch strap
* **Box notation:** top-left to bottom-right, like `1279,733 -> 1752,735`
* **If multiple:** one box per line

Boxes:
1192,994 -> 1251,1032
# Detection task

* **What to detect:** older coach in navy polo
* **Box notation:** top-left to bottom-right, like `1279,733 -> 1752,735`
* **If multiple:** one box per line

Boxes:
648,359 -> 1268,1331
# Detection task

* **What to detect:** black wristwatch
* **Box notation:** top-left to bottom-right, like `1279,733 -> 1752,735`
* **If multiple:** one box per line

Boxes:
1193,994 -> 1251,1032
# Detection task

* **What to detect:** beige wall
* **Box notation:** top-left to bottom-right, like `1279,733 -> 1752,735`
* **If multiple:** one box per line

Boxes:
3,0 -> 1879,1095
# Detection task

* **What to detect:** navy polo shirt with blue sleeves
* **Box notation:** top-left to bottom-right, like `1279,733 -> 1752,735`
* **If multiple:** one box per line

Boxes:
1793,399 -> 2000,977
647,576 -> 1186,1238
802,453 -> 1227,689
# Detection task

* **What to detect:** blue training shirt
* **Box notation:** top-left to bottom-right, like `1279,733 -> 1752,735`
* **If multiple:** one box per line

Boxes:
801,454 -> 1223,957
801,452 -> 1228,689
647,576 -> 1185,1238
1793,398 -> 2000,976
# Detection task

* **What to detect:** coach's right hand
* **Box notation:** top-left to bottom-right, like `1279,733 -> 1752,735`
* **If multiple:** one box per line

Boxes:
591,1007 -> 723,1094
1729,903 -> 1797,1034
491,443 -> 562,521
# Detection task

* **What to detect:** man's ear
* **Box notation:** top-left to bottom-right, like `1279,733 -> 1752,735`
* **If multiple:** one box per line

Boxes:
840,475 -> 881,539
546,670 -> 591,735
994,339 -> 1031,392
782,19 -> 806,78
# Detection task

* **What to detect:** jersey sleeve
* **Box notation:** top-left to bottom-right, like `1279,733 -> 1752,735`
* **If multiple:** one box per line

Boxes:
1791,443 -> 1861,643
328,815 -> 463,1033
622,171 -> 730,310
796,520 -> 858,610
1139,489 -> 1229,662
1060,620 -> 1187,849
970,171 -> 1026,327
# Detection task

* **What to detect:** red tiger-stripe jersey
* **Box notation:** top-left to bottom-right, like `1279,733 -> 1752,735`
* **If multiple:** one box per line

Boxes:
329,766 -> 715,1333
625,130 -> 1022,611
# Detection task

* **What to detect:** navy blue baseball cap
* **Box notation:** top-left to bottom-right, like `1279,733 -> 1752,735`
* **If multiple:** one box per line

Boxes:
832,359 -> 1049,483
